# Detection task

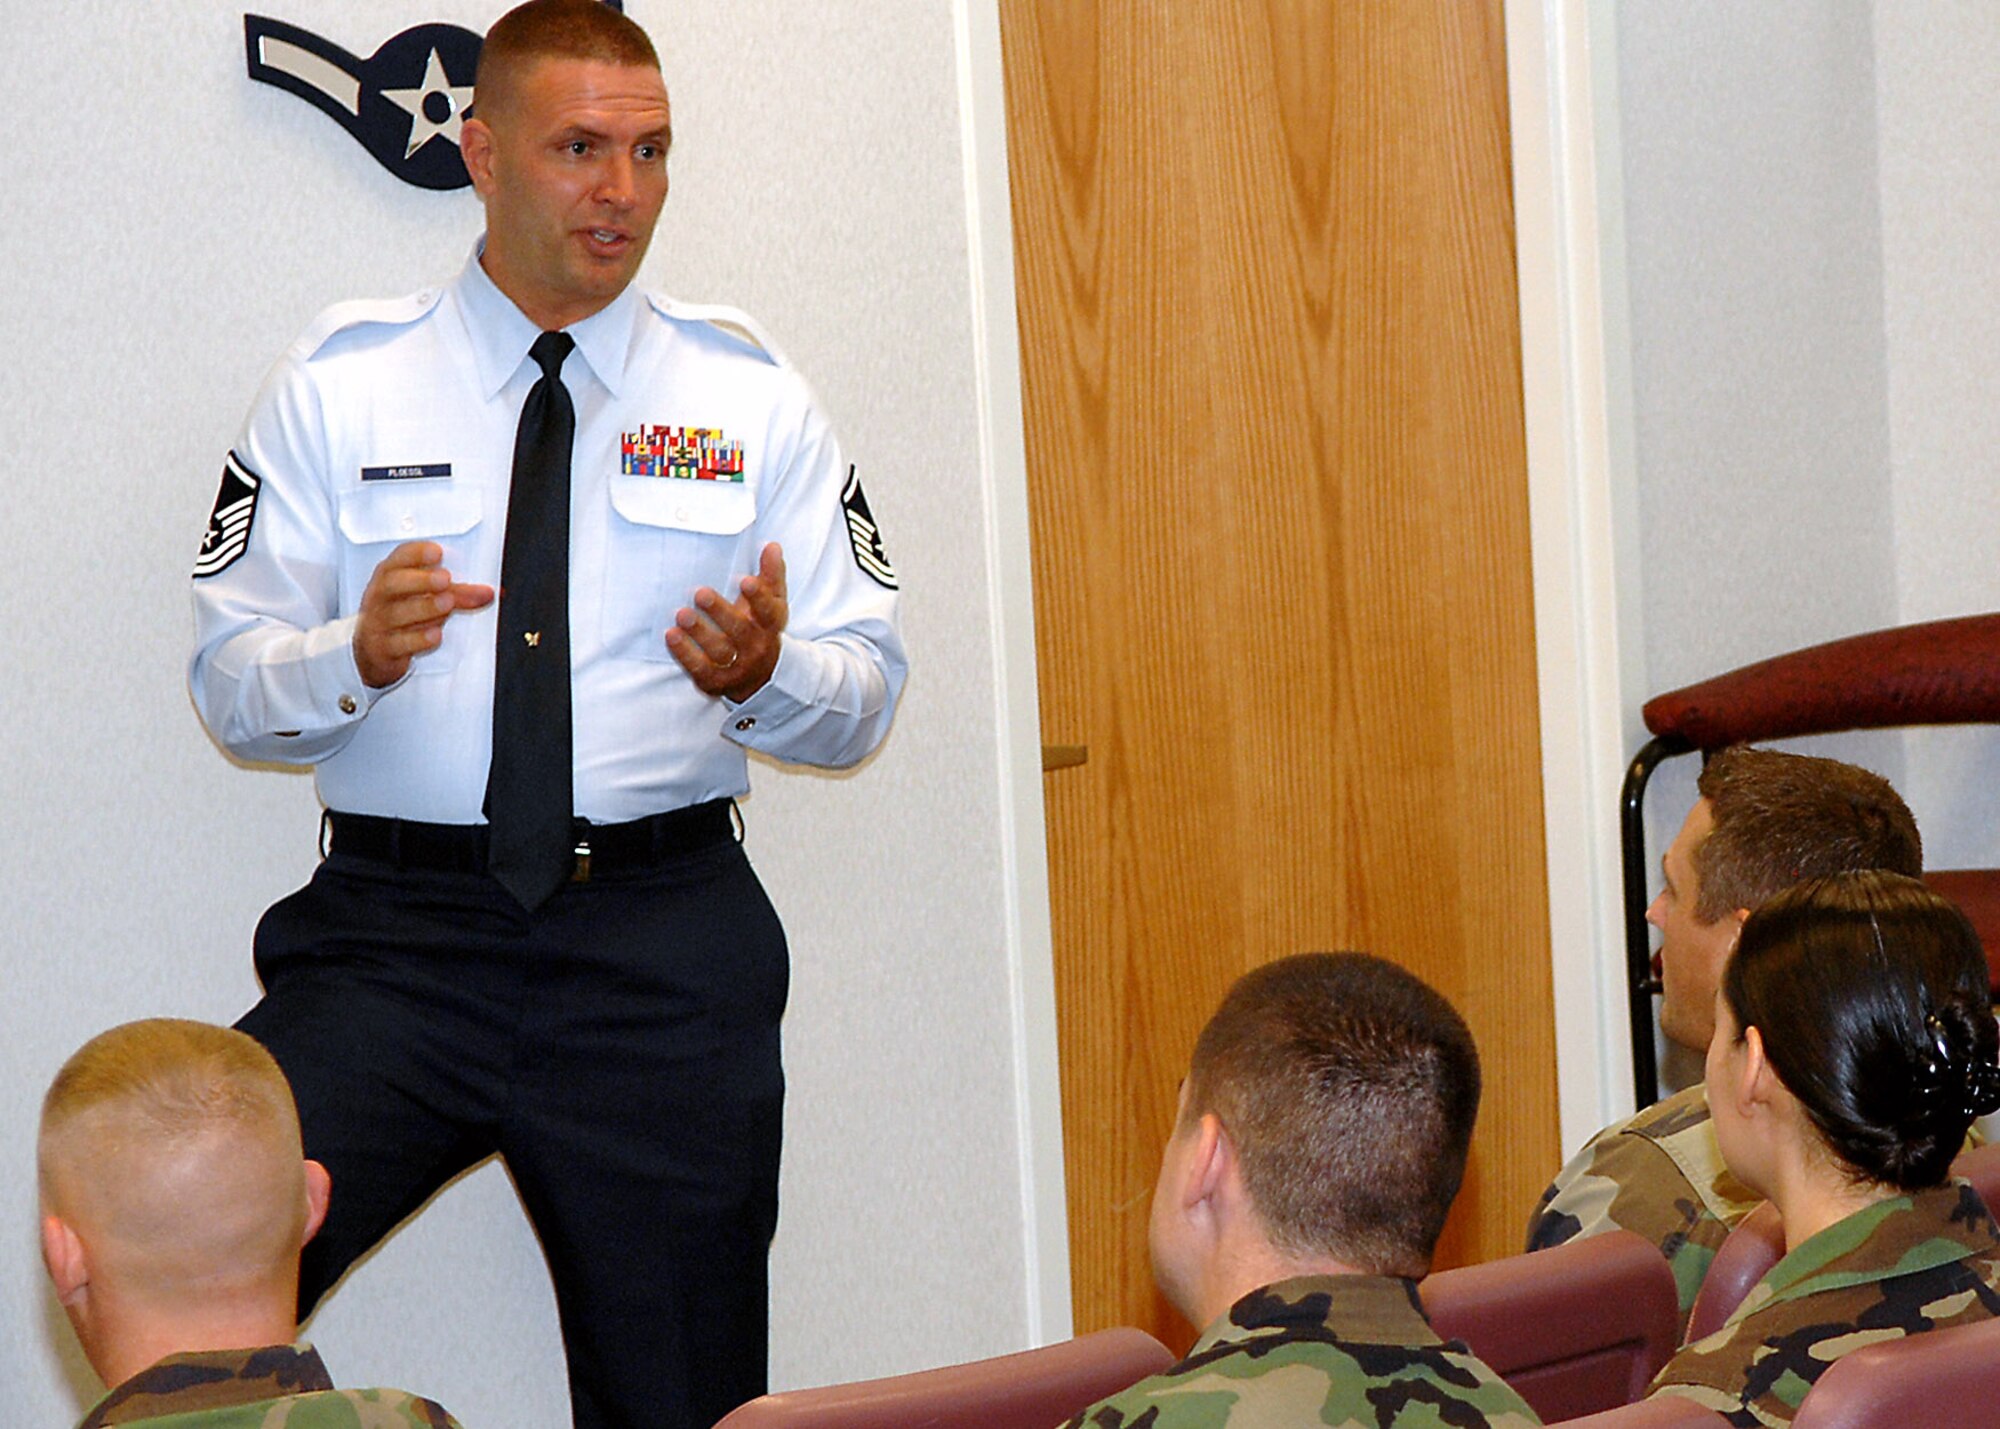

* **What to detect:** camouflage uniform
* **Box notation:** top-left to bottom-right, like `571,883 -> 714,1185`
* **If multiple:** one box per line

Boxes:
76,1344 -> 462,1428
1650,1180 -> 2000,1427
1058,1274 -> 1541,1428
1525,1085 -> 1765,1324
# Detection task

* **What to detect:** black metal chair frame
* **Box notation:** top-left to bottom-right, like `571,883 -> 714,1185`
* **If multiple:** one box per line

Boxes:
1620,734 -> 1693,1108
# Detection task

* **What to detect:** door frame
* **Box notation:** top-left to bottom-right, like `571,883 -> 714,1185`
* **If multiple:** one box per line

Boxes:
1504,0 -> 1646,1151
956,0 -> 1075,1343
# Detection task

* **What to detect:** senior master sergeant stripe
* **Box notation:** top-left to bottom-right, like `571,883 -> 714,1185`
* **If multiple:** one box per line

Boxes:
840,464 -> 897,590
194,452 -> 261,579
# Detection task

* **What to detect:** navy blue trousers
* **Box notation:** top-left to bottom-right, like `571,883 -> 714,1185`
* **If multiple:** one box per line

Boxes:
237,834 -> 788,1429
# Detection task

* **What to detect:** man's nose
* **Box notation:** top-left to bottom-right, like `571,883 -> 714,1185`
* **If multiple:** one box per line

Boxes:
1645,891 -> 1666,929
596,153 -> 635,206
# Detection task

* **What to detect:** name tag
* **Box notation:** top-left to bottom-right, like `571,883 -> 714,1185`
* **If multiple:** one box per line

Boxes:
361,463 -> 452,482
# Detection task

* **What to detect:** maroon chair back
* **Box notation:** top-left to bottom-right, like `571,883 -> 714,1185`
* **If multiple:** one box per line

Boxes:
1551,1396 -> 1735,1427
1790,1315 -> 2000,1428
1421,1229 -> 1679,1421
1683,1199 -> 1783,1344
710,1327 -> 1176,1429
1925,869 -> 2000,992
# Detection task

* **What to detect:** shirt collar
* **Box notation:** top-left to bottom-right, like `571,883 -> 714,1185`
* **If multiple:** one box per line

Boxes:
1728,1180 -> 2000,1326
1189,1273 -> 1441,1356
79,1344 -> 333,1428
451,237 -> 640,402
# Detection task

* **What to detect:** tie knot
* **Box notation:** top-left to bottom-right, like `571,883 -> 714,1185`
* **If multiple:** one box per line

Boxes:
530,330 -> 574,382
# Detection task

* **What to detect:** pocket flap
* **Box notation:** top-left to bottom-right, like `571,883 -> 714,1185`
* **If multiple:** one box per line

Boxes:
337,484 -> 483,545
608,473 -> 755,536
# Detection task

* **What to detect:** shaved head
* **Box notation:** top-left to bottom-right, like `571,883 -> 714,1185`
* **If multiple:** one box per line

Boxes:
40,1020 -> 311,1307
475,0 -> 662,126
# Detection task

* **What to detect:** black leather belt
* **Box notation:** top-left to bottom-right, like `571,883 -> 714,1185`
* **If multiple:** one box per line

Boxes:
325,800 -> 734,882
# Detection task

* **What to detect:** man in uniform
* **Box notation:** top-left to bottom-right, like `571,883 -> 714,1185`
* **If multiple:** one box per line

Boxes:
187,3 -> 904,1426
1524,747 -> 1920,1324
39,1019 -> 464,1429
1062,952 -> 1539,1429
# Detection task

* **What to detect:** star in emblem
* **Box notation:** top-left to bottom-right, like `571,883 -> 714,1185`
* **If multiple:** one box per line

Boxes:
380,48 -> 474,160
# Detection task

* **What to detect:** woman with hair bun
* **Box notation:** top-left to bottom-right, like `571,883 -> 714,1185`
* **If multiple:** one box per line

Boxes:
1651,869 -> 2000,1425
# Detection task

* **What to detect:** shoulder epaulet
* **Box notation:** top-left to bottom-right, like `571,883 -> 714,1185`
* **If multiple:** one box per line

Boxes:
644,293 -> 787,367
295,288 -> 444,360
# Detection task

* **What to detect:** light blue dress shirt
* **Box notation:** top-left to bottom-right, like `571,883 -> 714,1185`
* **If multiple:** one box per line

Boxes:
191,246 -> 906,823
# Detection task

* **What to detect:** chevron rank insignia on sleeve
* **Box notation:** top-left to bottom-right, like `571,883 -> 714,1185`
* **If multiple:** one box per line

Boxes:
840,465 -> 897,589
194,452 -> 262,579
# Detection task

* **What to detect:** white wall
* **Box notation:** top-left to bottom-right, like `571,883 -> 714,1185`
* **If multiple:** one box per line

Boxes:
1612,1 -> 1905,852
0,3 -> 1062,1424
1873,4 -> 2000,867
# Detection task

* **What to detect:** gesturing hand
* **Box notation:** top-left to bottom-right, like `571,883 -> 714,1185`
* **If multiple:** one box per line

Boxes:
665,542 -> 788,700
353,541 -> 496,688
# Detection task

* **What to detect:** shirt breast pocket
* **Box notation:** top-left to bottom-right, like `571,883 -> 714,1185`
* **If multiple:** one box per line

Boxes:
601,473 -> 757,662
335,483 -> 485,673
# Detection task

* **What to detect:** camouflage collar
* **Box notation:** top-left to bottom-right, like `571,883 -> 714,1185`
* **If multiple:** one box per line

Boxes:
1729,1181 -> 2000,1325
1191,1274 -> 1440,1357
79,1344 -> 333,1428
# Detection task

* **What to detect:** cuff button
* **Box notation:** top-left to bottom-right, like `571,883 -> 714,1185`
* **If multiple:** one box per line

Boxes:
339,694 -> 358,715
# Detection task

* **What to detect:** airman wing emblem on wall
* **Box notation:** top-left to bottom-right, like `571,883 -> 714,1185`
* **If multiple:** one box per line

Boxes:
244,16 -> 481,190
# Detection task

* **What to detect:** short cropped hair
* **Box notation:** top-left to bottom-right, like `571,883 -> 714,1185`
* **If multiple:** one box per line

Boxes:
1693,747 -> 1921,923
476,0 -> 661,117
1727,871 -> 2000,1190
39,1019 -> 300,1201
1184,952 -> 1480,1278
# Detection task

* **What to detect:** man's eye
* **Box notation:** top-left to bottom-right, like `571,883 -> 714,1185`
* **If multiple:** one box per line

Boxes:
636,144 -> 661,161
567,140 -> 591,157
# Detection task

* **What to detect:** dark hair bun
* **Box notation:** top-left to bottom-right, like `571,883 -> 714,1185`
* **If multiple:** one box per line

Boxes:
1727,871 -> 1997,1191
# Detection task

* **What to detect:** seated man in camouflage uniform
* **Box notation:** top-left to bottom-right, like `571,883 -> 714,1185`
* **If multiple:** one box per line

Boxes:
1062,952 -> 1539,1429
1524,747 -> 1923,1324
38,1019 -> 463,1429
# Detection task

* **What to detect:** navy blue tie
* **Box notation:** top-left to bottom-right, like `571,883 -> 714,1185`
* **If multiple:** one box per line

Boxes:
485,330 -> 576,910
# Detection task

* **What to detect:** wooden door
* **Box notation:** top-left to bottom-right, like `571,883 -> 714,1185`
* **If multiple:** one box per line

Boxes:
998,0 -> 1557,1346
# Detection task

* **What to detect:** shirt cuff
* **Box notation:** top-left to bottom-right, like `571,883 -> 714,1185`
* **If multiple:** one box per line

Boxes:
719,634 -> 819,743
303,615 -> 398,729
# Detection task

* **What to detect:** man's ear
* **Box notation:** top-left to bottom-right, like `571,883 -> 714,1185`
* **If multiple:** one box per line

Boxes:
1181,1113 -> 1231,1209
1726,907 -> 1750,951
41,1213 -> 89,1307
460,118 -> 497,197
301,1160 -> 332,1248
